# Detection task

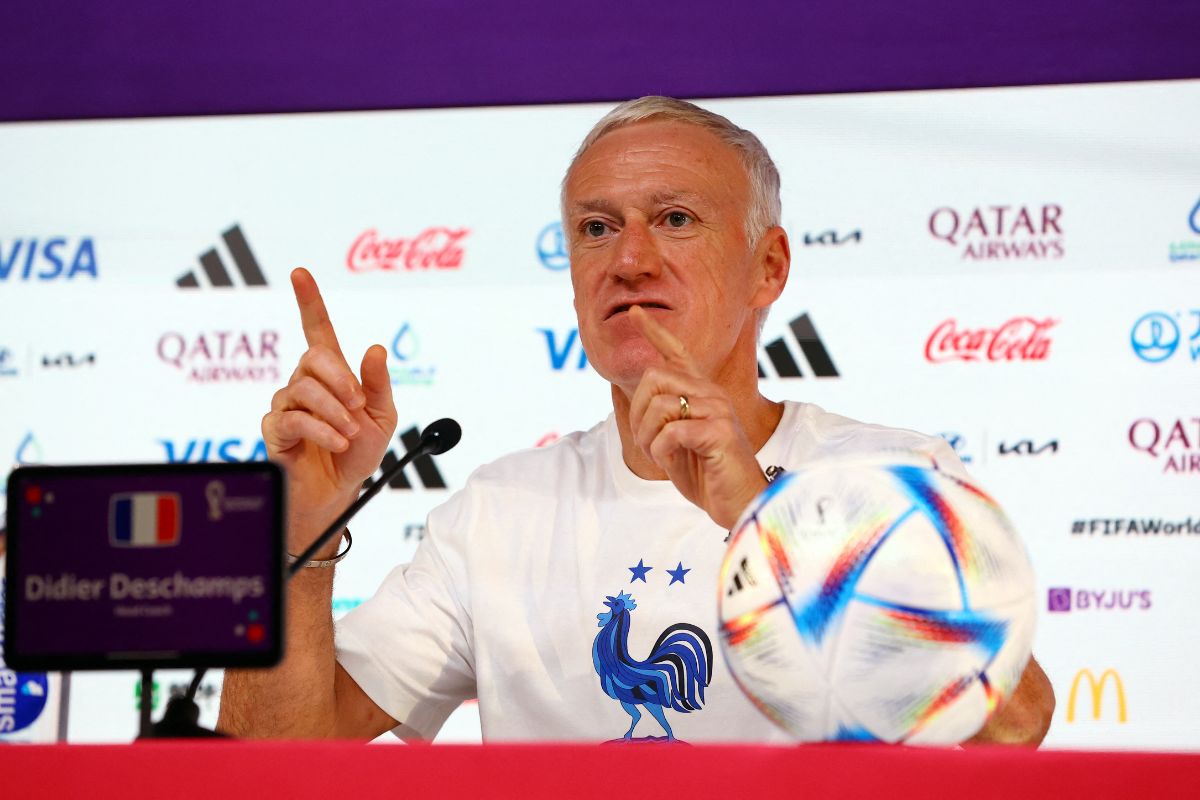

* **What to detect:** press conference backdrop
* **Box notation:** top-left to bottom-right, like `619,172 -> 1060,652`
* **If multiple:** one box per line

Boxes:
1,79 -> 1198,747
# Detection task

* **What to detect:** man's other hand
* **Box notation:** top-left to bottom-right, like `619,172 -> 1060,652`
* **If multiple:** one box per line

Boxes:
626,304 -> 768,529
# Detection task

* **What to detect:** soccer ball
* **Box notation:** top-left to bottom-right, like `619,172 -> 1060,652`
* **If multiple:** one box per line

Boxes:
718,456 -> 1035,744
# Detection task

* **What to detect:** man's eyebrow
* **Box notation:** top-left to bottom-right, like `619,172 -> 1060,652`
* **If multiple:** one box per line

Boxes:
649,190 -> 704,207
567,199 -> 621,217
568,192 -> 707,217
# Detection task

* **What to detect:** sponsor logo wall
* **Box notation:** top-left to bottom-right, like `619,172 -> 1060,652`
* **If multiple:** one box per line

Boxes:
1,79 -> 1198,748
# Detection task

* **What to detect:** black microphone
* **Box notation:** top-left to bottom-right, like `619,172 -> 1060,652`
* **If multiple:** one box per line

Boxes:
286,418 -> 462,577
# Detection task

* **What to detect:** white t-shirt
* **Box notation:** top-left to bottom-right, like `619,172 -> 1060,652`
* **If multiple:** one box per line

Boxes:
336,401 -> 966,743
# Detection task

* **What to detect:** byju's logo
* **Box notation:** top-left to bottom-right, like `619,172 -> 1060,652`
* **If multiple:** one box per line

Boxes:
536,222 -> 569,271
925,317 -> 1056,363
388,323 -> 436,386
369,426 -> 447,490
539,328 -> 589,371
1047,588 -> 1151,613
0,236 -> 98,281
1130,311 -> 1200,363
347,227 -> 468,272
156,331 -> 280,383
1128,417 -> 1200,474
758,313 -> 839,379
1067,668 -> 1127,723
1168,197 -> 1200,263
176,225 -> 267,288
800,229 -> 861,247
928,204 -> 1063,261
1046,587 -> 1071,612
159,438 -> 268,463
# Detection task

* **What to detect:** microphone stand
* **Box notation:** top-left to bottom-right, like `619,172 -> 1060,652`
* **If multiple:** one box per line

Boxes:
287,441 -> 433,576
136,419 -> 461,740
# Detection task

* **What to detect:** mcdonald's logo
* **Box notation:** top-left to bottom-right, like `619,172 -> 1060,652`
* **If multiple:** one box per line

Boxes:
1067,668 -> 1128,723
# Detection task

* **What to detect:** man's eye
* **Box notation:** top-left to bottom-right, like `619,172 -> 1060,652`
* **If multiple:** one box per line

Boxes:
666,211 -> 691,228
585,221 -> 609,237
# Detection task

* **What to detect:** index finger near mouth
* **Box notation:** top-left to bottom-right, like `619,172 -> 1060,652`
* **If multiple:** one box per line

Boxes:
292,268 -> 347,359
628,305 -> 699,375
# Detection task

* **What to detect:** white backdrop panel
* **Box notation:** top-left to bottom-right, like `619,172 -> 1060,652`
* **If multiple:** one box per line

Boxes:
1,80 -> 1198,748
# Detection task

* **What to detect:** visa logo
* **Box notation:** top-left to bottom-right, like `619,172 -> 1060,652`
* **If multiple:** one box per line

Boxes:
0,238 -> 98,281
160,438 -> 268,462
538,328 -> 589,370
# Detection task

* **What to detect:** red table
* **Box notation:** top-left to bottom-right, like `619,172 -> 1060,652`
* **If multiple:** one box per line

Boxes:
4,741 -> 1199,799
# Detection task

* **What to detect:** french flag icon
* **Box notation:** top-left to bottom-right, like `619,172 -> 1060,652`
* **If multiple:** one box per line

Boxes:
109,493 -> 182,547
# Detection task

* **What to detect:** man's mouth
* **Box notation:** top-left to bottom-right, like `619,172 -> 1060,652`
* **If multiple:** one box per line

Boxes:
605,301 -> 671,320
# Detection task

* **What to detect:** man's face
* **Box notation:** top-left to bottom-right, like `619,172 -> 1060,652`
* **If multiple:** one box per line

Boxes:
565,120 -> 769,392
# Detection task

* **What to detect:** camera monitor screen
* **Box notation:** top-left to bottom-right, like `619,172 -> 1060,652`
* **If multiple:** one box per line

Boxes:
4,462 -> 284,671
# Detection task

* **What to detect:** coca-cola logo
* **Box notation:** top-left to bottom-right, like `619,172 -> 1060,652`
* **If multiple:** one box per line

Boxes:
347,227 -> 469,272
928,204 -> 1063,260
925,317 -> 1057,363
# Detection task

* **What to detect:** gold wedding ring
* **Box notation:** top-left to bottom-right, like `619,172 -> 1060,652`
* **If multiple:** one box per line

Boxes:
679,395 -> 691,420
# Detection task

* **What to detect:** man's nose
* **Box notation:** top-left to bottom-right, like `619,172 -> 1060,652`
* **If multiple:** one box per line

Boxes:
609,219 -> 663,283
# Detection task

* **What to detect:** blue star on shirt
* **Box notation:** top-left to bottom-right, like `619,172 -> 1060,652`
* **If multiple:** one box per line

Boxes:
628,559 -> 653,583
667,562 -> 691,585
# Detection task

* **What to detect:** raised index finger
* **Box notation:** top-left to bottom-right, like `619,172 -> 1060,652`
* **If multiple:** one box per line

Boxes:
292,267 -> 346,359
628,304 -> 700,376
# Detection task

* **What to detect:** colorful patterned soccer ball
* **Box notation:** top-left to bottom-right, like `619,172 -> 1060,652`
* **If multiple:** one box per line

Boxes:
718,456 -> 1036,744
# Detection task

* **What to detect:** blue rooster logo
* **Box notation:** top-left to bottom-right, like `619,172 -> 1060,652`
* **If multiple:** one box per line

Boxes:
592,591 -> 713,742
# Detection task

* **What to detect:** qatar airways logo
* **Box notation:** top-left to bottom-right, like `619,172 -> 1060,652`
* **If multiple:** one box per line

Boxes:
928,204 -> 1063,261
925,317 -> 1057,363
157,331 -> 280,383
1128,417 -> 1200,474
346,227 -> 469,272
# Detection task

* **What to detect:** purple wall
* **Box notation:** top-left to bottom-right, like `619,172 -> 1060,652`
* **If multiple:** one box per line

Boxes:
1,0 -> 1197,122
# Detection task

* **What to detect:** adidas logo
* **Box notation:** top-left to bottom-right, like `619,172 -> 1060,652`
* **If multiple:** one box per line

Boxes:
176,225 -> 267,288
758,313 -> 839,379
726,557 -> 758,596
367,425 -> 448,490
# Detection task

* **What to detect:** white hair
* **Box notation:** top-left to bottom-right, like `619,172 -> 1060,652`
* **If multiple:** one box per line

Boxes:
561,96 -> 782,247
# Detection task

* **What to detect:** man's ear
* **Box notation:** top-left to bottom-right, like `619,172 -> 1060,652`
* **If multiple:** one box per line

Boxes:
750,226 -> 790,309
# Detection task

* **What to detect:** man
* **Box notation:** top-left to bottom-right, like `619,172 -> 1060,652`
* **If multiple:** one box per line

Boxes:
219,97 -> 1054,744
